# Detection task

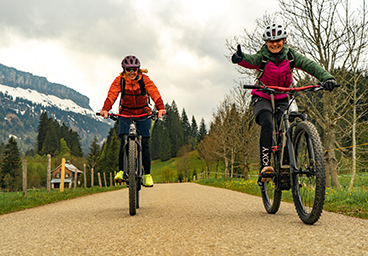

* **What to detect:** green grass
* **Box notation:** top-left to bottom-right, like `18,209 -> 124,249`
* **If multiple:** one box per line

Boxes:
2,151 -> 367,219
0,186 -> 125,215
195,176 -> 368,220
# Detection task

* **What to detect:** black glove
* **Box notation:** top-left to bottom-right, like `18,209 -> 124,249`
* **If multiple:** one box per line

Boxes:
231,44 -> 243,64
323,79 -> 337,92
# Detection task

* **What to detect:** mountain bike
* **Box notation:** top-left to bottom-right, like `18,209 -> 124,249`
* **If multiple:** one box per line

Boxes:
96,112 -> 157,216
243,83 -> 339,224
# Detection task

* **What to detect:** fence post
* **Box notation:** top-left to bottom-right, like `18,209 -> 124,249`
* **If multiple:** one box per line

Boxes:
103,173 -> 107,188
98,173 -> 102,188
110,172 -> 113,187
84,163 -> 87,188
60,158 -> 65,192
47,154 -> 51,193
74,167 -> 78,191
91,167 -> 94,187
114,171 -> 116,186
22,159 -> 27,197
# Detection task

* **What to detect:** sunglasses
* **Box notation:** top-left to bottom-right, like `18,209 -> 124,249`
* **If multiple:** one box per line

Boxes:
268,38 -> 283,43
126,68 -> 138,72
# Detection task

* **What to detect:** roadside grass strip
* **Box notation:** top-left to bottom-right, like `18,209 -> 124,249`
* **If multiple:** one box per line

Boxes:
0,186 -> 125,215
195,178 -> 368,220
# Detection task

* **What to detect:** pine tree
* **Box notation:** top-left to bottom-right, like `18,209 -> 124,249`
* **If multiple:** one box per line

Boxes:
181,108 -> 191,145
160,127 -> 172,161
166,101 -> 184,157
36,111 -> 49,154
41,120 -> 59,156
86,136 -> 101,171
150,120 -> 163,160
103,131 -> 120,174
59,138 -> 70,156
198,118 -> 207,142
69,131 -> 83,157
1,137 -> 21,190
190,115 -> 199,148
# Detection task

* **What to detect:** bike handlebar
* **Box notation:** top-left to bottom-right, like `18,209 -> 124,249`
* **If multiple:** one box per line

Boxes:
96,112 -> 158,121
243,83 -> 341,93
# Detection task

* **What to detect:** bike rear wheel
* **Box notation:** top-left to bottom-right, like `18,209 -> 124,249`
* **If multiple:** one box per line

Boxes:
128,139 -> 138,216
261,138 -> 282,214
292,121 -> 325,224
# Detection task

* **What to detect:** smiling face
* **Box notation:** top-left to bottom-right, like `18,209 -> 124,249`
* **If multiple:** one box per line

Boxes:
125,67 -> 138,79
266,38 -> 285,54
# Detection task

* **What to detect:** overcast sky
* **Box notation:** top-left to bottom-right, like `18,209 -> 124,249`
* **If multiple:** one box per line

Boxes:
0,0 -> 280,126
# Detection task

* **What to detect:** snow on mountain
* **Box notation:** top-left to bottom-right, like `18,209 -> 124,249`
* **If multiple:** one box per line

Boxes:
0,83 -> 99,119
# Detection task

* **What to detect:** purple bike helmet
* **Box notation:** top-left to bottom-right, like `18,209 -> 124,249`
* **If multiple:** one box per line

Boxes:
121,55 -> 141,68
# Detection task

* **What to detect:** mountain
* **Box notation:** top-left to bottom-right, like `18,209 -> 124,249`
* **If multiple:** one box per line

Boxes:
0,63 -> 90,109
0,64 -> 111,155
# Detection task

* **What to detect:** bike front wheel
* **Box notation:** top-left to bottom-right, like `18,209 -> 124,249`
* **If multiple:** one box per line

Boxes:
292,121 -> 326,224
128,139 -> 138,216
261,138 -> 282,214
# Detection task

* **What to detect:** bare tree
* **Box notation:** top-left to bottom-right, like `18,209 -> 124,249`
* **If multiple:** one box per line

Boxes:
278,0 -> 368,189
226,0 -> 368,189
229,84 -> 260,180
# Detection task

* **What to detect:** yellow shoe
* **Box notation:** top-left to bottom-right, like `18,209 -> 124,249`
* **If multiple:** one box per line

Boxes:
115,171 -> 124,181
143,174 -> 154,187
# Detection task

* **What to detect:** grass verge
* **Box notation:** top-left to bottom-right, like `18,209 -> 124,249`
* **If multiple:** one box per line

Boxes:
195,177 -> 368,220
0,186 -> 125,215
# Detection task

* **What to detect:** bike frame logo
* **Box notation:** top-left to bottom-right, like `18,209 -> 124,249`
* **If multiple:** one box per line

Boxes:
262,147 -> 270,166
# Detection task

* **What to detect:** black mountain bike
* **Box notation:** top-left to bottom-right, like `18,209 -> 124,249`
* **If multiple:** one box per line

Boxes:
243,83 -> 339,224
97,112 -> 157,216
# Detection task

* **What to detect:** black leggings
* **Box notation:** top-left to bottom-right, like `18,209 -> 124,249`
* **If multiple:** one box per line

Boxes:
258,111 -> 273,171
119,137 -> 151,175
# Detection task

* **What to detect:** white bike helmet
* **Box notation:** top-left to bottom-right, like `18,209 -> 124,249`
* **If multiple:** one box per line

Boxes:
262,24 -> 287,41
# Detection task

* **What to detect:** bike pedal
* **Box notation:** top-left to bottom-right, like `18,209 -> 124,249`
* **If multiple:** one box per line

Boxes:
260,172 -> 275,178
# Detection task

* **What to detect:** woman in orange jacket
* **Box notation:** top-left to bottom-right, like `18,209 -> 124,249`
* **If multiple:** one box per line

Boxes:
100,55 -> 166,187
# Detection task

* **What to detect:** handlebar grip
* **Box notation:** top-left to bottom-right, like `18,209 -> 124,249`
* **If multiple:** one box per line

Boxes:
243,85 -> 261,89
95,112 -> 101,116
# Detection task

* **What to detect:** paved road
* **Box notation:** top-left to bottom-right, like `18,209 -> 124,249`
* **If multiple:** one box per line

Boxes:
1,183 -> 367,255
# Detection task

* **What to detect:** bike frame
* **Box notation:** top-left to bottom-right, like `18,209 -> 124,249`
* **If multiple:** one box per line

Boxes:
110,112 -> 156,181
244,84 -> 326,187
96,111 -> 157,215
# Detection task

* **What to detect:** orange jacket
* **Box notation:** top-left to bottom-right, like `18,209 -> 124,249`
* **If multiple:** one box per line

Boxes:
102,73 -> 165,115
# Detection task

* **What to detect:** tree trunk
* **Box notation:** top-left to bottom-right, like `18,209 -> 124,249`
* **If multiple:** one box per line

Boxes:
224,157 -> 229,181
230,147 -> 234,181
323,94 -> 340,189
349,84 -> 357,191
243,155 -> 249,181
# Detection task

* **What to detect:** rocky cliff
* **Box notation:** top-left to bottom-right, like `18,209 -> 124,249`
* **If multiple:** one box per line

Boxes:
0,63 -> 91,109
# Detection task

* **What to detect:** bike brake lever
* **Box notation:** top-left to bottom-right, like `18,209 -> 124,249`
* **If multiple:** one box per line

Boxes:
261,86 -> 276,95
110,114 -> 119,121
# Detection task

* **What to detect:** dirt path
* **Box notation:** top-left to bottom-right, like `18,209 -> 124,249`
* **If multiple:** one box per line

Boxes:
1,183 -> 367,255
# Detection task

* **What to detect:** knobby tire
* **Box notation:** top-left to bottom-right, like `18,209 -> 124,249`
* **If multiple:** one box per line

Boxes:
128,139 -> 137,216
292,121 -> 325,224
261,138 -> 282,214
